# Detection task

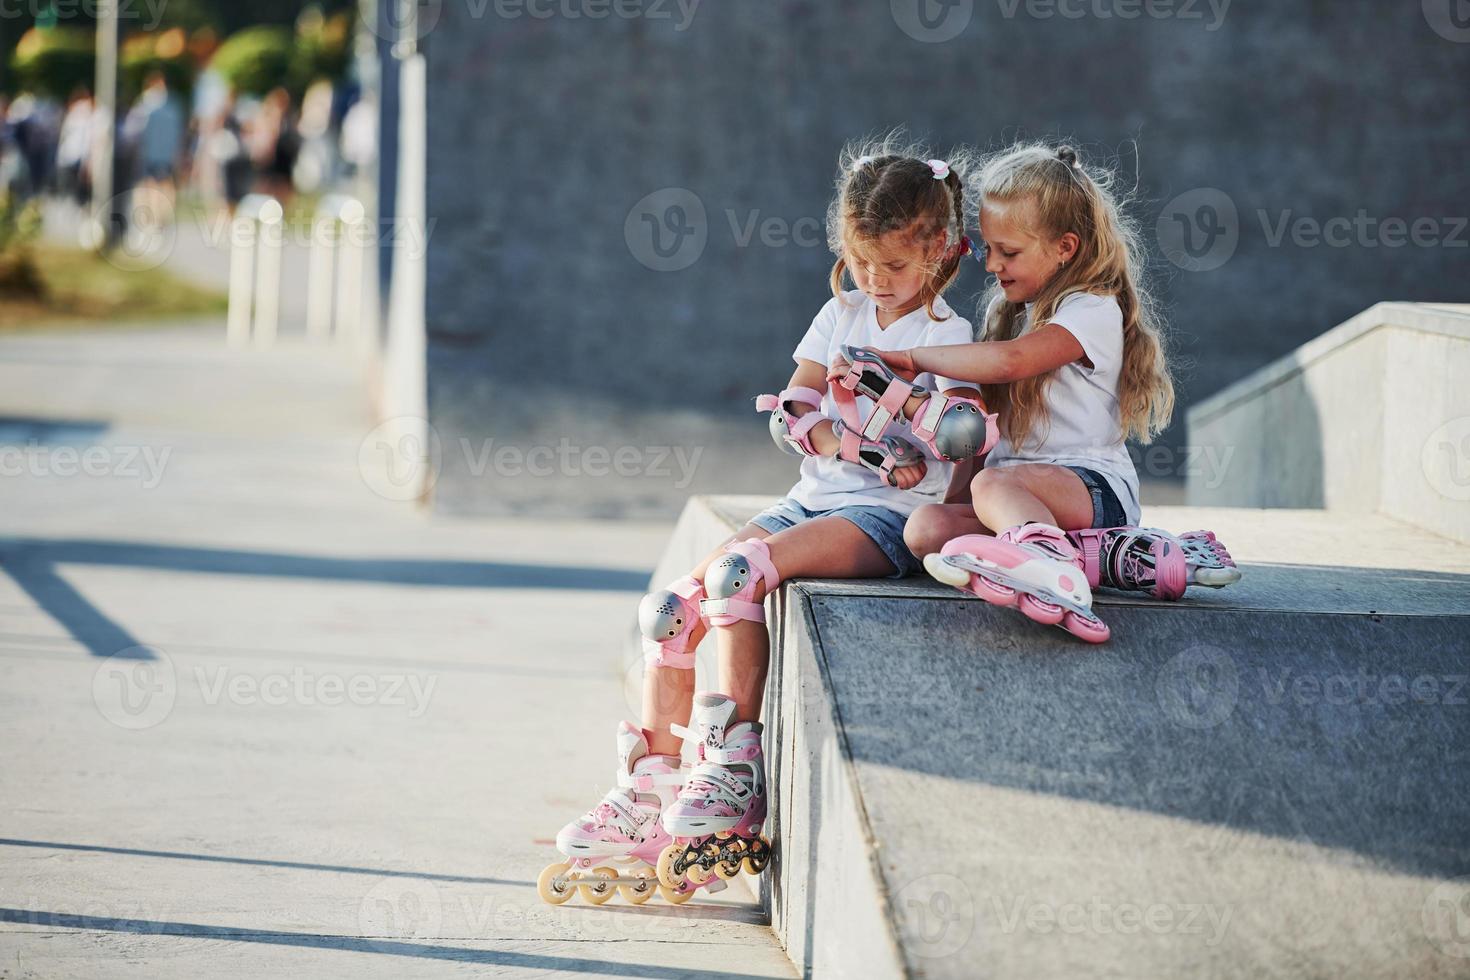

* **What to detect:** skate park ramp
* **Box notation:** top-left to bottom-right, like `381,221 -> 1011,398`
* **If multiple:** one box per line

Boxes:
640,496 -> 1470,979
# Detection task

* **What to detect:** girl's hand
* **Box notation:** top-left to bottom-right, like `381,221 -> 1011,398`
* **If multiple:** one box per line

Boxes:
826,352 -> 853,386
891,458 -> 928,490
875,348 -> 919,381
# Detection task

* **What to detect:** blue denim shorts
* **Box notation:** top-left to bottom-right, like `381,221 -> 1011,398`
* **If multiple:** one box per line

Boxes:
1067,466 -> 1128,529
748,496 -> 921,579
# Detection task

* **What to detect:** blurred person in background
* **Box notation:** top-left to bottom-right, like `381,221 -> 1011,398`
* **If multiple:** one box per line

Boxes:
0,96 -> 16,195
339,92 -> 374,184
247,87 -> 299,203
189,68 -> 231,210
55,86 -> 94,207
6,92 -> 61,197
291,78 -> 337,195
209,92 -> 253,210
123,71 -> 185,228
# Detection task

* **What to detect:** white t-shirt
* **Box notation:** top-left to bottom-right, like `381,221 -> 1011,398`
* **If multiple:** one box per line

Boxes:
787,291 -> 974,515
983,292 -> 1142,525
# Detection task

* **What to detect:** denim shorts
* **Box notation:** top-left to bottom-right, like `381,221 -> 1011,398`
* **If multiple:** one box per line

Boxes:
1067,466 -> 1128,529
748,496 -> 921,579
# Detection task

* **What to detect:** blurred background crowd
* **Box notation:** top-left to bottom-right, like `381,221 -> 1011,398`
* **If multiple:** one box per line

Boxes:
0,0 -> 373,315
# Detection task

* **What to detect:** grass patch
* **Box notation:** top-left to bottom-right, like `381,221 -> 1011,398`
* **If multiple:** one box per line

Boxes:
0,244 -> 228,332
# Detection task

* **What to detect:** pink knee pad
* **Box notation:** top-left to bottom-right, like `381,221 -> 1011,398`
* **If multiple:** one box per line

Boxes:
637,575 -> 706,669
699,539 -> 781,627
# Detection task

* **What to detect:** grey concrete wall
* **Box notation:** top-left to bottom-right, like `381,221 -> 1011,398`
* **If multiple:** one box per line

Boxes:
1187,303 -> 1470,544
418,0 -> 1470,517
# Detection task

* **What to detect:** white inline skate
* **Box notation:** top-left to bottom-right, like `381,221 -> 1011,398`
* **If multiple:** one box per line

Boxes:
539,721 -> 720,905
925,522 -> 1111,643
656,692 -> 772,890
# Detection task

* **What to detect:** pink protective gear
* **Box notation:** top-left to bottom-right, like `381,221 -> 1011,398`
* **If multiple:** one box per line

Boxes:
637,575 -> 706,669
699,539 -> 781,627
756,386 -> 826,458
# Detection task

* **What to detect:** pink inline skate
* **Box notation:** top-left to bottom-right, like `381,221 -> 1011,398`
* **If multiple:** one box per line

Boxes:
1067,527 -> 1241,600
924,522 -> 1111,643
540,721 -> 720,905
657,692 -> 772,890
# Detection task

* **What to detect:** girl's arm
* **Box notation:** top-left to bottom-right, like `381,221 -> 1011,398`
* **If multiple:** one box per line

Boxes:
943,455 -> 978,505
788,358 -> 840,457
904,324 -> 1089,385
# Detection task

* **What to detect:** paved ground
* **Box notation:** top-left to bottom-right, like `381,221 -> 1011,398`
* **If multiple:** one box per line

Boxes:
0,322 -> 795,978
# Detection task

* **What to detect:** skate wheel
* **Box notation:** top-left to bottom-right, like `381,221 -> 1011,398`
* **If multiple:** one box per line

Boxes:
685,860 -> 713,886
655,845 -> 685,890
743,836 -> 772,875
659,883 -> 694,904
971,573 -> 1016,605
580,865 -> 619,905
1062,610 -> 1110,644
537,861 -> 577,905
714,857 -> 742,879
619,868 -> 657,905
923,552 -> 972,589
1018,593 -> 1065,624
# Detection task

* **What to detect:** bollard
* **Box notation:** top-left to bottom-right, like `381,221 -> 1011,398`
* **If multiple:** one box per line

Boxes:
306,195 -> 370,352
226,194 -> 285,349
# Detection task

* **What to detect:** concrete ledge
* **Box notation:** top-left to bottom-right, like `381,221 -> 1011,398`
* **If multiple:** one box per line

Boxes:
1186,302 -> 1470,543
643,496 -> 1470,978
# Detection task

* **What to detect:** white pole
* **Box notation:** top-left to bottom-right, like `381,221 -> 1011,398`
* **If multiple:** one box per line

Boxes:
336,198 -> 367,350
226,216 -> 256,348
307,213 -> 336,342
254,212 -> 283,348
89,0 -> 119,248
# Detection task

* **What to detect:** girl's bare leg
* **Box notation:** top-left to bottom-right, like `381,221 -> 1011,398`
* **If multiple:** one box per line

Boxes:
711,516 -> 895,726
969,464 -> 1095,534
904,502 -> 990,560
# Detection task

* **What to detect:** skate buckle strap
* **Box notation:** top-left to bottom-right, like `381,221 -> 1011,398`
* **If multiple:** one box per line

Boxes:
641,637 -> 697,669
670,720 -> 722,754
916,393 -> 948,435
667,575 -> 703,602
755,387 -> 822,416
621,771 -> 670,793
705,740 -> 760,765
590,789 -> 643,836
699,596 -> 765,623
688,761 -> 752,804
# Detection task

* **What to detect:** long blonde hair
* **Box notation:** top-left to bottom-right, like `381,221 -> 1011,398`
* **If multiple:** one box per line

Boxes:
976,142 -> 1174,447
827,134 -> 974,320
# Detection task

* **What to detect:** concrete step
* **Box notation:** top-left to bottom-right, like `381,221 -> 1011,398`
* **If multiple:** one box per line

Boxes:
650,496 -> 1470,978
